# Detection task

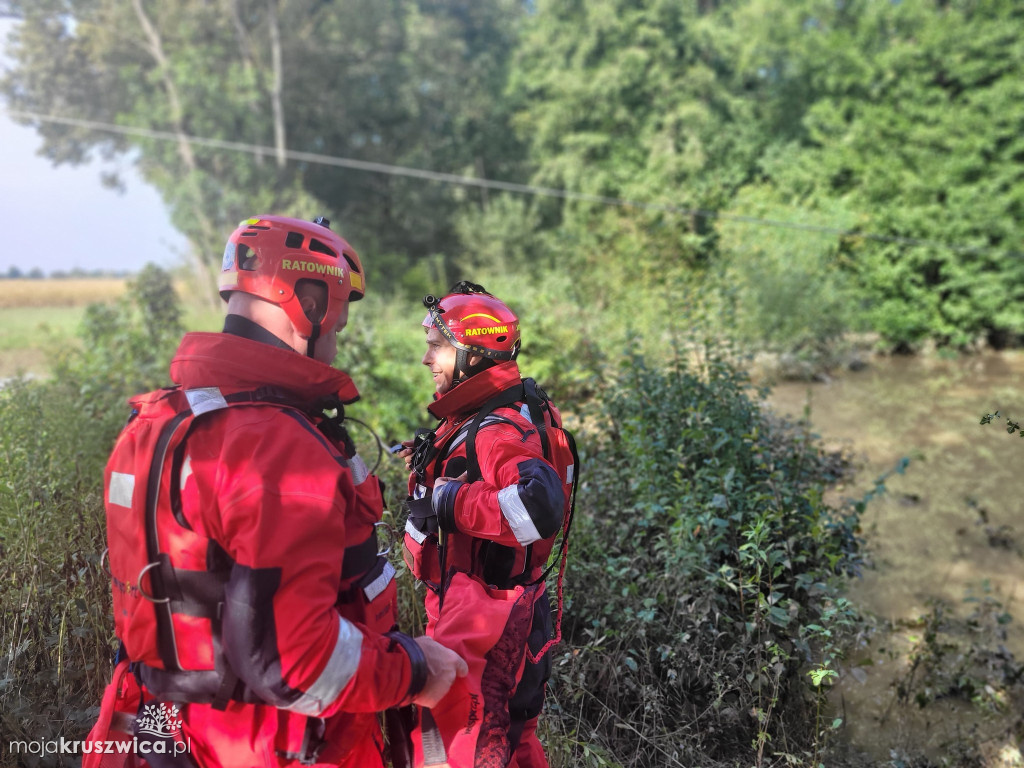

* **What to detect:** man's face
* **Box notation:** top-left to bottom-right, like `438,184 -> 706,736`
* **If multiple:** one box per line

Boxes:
422,325 -> 458,394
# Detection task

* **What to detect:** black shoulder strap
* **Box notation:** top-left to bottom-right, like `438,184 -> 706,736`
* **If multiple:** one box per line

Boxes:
522,378 -> 551,459
464,382 -> 528,482
534,426 -> 579,585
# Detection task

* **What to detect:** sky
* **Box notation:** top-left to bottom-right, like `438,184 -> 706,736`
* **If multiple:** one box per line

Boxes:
0,18 -> 187,276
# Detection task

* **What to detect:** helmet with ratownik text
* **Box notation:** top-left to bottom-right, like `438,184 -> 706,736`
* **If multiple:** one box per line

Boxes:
219,215 -> 365,347
422,281 -> 520,384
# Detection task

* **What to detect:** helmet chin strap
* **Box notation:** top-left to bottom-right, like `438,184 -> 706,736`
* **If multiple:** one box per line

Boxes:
306,321 -> 321,358
452,349 -> 493,387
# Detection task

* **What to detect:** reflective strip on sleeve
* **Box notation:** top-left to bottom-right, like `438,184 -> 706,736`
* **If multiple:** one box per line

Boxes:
405,517 -> 428,544
363,561 -> 396,602
108,472 -> 135,508
344,455 -> 369,485
287,616 -> 363,716
498,484 -> 543,546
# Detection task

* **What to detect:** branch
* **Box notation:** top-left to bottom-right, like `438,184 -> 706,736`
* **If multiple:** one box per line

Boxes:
129,0 -> 218,295
267,0 -> 286,170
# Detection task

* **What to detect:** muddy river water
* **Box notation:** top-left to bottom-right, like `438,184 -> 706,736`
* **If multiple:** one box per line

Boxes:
766,351 -> 1024,763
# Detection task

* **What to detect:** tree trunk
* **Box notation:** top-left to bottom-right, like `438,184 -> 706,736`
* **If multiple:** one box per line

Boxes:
268,0 -> 287,171
130,0 -> 219,306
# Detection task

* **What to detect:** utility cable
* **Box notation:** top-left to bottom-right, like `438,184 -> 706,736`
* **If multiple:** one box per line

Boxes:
2,107 -> 1005,257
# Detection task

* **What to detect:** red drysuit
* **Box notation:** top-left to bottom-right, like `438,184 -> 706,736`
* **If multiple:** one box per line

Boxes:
404,361 -> 567,768
100,331 -> 422,767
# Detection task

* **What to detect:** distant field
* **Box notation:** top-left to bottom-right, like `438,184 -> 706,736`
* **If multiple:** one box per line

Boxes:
0,278 -> 223,379
0,277 -> 129,309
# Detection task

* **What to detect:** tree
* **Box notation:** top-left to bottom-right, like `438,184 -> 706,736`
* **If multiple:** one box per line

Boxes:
1,0 -> 529,297
506,0 -> 764,322
724,0 -> 1024,347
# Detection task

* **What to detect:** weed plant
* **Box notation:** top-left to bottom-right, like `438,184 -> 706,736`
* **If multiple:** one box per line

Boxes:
0,266 -> 182,765
540,334 -> 867,767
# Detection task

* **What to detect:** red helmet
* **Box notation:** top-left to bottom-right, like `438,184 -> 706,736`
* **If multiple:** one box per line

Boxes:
422,282 -> 520,384
219,215 -> 365,341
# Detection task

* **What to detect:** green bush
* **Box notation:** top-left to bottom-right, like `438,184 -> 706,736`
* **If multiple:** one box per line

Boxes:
542,339 -> 868,767
712,187 -> 862,366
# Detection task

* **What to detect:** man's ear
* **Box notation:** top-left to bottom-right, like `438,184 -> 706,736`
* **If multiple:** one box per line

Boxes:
299,292 -> 319,322
295,279 -> 328,322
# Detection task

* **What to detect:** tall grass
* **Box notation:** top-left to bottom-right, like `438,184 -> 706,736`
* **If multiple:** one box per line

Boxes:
0,267 -> 183,767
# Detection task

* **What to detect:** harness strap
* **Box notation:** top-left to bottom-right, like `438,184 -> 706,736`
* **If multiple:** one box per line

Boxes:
464,383 -> 528,483
276,716 -> 326,766
340,531 -> 379,579
135,663 -> 267,705
160,566 -> 227,619
211,665 -> 241,711
419,708 -> 449,767
136,385 -> 379,707
145,410 -> 194,672
527,426 -> 580,663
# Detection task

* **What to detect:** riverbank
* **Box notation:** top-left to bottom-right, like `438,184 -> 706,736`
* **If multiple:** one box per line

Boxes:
767,351 -> 1024,765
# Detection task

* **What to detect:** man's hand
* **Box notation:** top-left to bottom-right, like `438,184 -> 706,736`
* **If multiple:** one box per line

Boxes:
433,471 -> 468,489
411,636 -> 469,708
393,441 -> 415,470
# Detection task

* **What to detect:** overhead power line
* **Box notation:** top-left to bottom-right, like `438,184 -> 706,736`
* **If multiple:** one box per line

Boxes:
2,108 -> 1001,257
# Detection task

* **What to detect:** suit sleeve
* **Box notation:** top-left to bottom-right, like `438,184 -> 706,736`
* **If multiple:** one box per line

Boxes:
212,411 -> 416,716
432,417 -> 564,548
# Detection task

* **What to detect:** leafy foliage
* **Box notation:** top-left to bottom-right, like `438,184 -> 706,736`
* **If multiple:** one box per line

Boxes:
7,1 -> 1024,348
728,0 -> 1024,348
1,0 -> 530,294
542,332 -> 871,765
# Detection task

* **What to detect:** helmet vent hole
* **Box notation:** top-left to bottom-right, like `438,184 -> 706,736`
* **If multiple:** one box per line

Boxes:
285,231 -> 304,249
236,244 -> 258,271
341,253 -> 359,271
496,335 -> 507,343
308,237 -> 337,258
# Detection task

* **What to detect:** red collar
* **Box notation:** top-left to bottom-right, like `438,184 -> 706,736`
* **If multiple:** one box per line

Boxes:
427,362 -> 523,420
169,332 -> 360,404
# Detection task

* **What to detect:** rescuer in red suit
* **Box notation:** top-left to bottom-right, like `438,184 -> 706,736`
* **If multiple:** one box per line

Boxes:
98,215 -> 466,768
401,282 -> 573,768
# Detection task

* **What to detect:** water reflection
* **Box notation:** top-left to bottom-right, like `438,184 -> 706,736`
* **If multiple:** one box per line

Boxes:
766,351 -> 1024,762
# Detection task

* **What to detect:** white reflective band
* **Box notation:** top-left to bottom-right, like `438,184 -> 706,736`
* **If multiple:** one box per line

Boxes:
405,518 -> 428,545
180,454 -> 193,491
344,454 -> 369,485
108,472 -> 135,508
447,415 -> 506,453
185,387 -> 228,416
363,561 -> 396,602
566,463 -> 575,484
288,616 -> 363,716
498,484 -> 543,546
